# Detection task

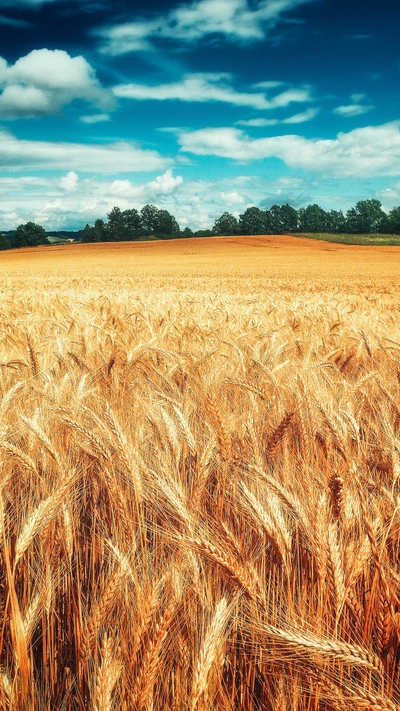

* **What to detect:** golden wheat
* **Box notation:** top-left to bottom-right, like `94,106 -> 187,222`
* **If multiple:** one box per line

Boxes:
0,237 -> 400,709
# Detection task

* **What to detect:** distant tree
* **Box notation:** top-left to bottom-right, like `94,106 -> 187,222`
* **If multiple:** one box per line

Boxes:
0,234 -> 11,250
182,226 -> 193,237
140,204 -> 160,234
14,221 -> 49,248
123,209 -> 141,239
81,223 -> 96,242
280,203 -> 298,233
106,207 -> 127,241
387,206 -> 400,234
298,204 -> 329,233
238,207 -> 266,235
194,229 -> 214,237
327,209 -> 347,234
346,199 -> 386,233
268,204 -> 298,233
212,212 -> 239,236
92,218 -> 106,242
156,209 -> 180,237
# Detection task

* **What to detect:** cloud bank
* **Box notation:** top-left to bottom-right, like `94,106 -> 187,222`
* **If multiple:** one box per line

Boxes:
178,121 -> 400,178
0,127 -> 169,172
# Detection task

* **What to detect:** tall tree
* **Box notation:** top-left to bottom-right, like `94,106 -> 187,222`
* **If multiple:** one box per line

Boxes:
156,209 -> 180,237
213,212 -> 239,236
387,206 -> 400,234
106,207 -> 126,241
0,234 -> 10,250
268,204 -> 298,233
238,207 -> 266,235
14,222 -> 49,248
327,209 -> 347,234
346,199 -> 386,233
140,204 -> 160,234
123,209 -> 141,239
298,204 -> 329,233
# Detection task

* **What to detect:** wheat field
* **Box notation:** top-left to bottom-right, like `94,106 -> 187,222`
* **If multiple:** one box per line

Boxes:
1,235 -> 400,710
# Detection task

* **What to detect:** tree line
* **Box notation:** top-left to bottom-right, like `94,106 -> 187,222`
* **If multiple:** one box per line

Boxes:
212,199 -> 400,236
1,198 -> 400,250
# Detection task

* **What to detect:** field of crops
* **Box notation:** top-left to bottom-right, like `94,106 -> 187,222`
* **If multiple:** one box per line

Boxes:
1,235 -> 400,710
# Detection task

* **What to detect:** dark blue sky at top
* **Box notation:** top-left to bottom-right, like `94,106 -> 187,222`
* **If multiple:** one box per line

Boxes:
0,0 -> 398,230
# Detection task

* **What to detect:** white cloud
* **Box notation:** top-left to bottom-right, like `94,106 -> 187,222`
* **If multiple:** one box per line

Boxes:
236,106 -> 319,127
333,94 -> 373,118
107,170 -> 183,201
114,73 -> 313,110
0,49 -> 113,119
98,0 -> 318,55
253,80 -> 284,89
0,126 -> 169,173
60,171 -> 79,192
377,182 -> 400,210
282,107 -> 319,123
0,169 -> 185,230
220,190 -> 246,206
177,121 -> 400,178
236,118 -> 279,127
80,113 -> 111,124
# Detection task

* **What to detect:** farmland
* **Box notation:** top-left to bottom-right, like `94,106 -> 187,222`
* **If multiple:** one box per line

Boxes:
1,235 -> 400,710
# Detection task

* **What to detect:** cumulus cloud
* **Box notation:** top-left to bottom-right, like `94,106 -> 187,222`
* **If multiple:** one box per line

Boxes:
0,171 -> 269,231
333,94 -> 373,117
0,126 -> 169,173
0,169 -> 185,230
177,121 -> 400,178
0,49 -> 113,119
98,0 -> 318,55
220,190 -> 247,207
377,182 -> 400,210
114,73 -> 313,110
106,170 -> 183,202
60,171 -> 79,192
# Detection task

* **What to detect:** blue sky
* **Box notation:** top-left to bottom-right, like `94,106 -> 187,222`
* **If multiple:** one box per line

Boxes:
0,0 -> 398,230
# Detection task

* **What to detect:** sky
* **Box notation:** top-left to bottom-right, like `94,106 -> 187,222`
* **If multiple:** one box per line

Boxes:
0,0 -> 399,231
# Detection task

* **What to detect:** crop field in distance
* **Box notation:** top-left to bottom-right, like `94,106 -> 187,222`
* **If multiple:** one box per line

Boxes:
2,234 -> 400,710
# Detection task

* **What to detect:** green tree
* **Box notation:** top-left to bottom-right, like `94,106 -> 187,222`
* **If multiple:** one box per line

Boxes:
238,207 -> 266,235
327,209 -> 347,234
140,204 -> 160,234
106,207 -> 127,241
298,204 -> 329,233
194,229 -> 214,237
81,223 -> 96,243
268,204 -> 298,233
14,221 -> 49,248
123,209 -> 141,239
212,212 -> 239,236
182,226 -> 193,237
93,218 -> 106,242
346,199 -> 386,233
156,209 -> 180,238
0,234 -> 11,250
387,206 -> 400,234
